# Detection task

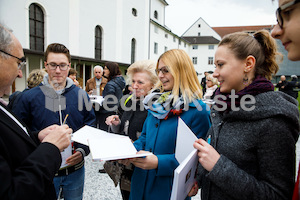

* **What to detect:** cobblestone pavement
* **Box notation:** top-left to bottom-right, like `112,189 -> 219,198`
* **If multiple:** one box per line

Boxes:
83,156 -> 200,200
83,139 -> 300,200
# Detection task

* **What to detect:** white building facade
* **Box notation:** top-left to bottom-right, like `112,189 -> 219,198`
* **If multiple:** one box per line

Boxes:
0,0 -> 220,92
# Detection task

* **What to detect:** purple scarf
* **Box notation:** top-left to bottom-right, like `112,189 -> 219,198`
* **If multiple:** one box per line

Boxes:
214,75 -> 274,112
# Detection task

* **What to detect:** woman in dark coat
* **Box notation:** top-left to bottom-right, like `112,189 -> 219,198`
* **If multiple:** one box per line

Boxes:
190,30 -> 299,200
98,62 -> 125,131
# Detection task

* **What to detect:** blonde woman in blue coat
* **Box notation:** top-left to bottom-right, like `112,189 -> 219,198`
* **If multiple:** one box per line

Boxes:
124,49 -> 211,200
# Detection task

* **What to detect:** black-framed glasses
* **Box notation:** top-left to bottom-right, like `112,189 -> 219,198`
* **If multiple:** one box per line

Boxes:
276,0 -> 300,28
0,49 -> 26,70
155,66 -> 169,75
46,62 -> 69,71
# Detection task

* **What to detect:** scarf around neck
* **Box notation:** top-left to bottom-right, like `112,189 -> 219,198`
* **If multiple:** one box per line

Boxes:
143,91 -> 186,119
214,75 -> 274,112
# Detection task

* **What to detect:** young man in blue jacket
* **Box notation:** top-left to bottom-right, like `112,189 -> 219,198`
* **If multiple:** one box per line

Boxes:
13,43 -> 95,200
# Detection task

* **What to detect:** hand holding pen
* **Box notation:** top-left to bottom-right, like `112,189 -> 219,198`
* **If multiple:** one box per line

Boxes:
193,135 -> 220,172
105,115 -> 121,126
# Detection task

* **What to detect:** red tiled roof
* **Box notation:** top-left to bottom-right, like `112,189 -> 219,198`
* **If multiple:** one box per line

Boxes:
212,25 -> 275,38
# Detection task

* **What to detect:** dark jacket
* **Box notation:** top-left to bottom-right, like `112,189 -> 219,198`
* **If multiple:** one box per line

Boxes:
101,76 -> 126,113
12,78 -> 95,158
275,80 -> 288,92
284,78 -> 299,99
111,96 -> 147,141
197,91 -> 300,200
0,103 -> 61,200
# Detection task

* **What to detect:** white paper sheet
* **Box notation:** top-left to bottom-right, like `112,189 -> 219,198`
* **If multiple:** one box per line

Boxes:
71,125 -> 126,146
88,138 -> 152,161
175,117 -> 198,164
89,95 -> 104,106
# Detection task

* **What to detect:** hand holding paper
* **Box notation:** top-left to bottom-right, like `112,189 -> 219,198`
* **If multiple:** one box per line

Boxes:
130,150 -> 158,170
194,138 -> 220,172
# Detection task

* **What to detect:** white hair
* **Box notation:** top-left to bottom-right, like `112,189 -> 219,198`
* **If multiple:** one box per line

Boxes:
94,65 -> 103,72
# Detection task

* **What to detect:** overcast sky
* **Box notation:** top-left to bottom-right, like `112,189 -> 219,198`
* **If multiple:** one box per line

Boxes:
165,0 -> 279,36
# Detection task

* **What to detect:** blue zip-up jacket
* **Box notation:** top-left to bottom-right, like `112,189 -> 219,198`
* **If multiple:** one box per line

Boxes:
13,77 -> 95,156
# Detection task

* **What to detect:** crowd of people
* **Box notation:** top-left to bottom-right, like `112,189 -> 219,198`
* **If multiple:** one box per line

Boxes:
0,0 -> 300,199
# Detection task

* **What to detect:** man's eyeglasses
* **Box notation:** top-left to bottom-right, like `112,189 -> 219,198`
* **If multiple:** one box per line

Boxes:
276,0 -> 300,28
156,67 -> 169,75
0,49 -> 26,70
46,62 -> 69,71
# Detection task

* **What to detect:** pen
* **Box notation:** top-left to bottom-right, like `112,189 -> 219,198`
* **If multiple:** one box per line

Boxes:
59,105 -> 62,125
206,135 -> 211,145
63,114 -> 69,125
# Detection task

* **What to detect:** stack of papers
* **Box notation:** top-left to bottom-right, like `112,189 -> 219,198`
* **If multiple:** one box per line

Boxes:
71,125 -> 152,161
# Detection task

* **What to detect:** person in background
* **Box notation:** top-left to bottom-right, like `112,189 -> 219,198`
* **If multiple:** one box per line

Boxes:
122,84 -> 133,96
271,1 -> 300,199
13,43 -> 95,200
203,73 -> 218,100
105,60 -> 158,200
8,69 -> 46,110
284,75 -> 299,99
0,22 -> 71,200
201,71 -> 208,95
98,62 -> 125,131
275,75 -> 288,92
85,65 -> 107,96
121,49 -> 211,200
189,30 -> 299,199
68,68 -> 81,88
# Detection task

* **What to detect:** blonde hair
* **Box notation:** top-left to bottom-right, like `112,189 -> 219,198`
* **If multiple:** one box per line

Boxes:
126,60 -> 158,88
219,30 -> 280,80
206,74 -> 218,86
27,69 -> 46,89
156,49 -> 202,104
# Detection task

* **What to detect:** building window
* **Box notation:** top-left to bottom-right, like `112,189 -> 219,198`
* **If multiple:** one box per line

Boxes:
192,57 -> 197,65
132,8 -> 137,16
184,43 -> 186,47
164,46 -> 167,52
154,10 -> 158,19
165,33 -> 168,38
198,32 -> 201,36
192,45 -> 198,49
209,45 -> 214,50
154,42 -> 158,54
179,40 -> 181,45
198,24 -> 201,28
131,38 -> 136,63
208,57 -> 214,65
29,3 -> 44,51
95,25 -> 102,60
173,36 -> 176,42
154,26 -> 158,33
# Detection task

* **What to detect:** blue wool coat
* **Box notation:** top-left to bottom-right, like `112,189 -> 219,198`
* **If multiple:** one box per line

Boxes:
130,99 -> 211,200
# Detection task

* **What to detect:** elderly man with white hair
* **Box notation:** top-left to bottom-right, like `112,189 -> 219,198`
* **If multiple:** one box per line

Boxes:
85,65 -> 107,96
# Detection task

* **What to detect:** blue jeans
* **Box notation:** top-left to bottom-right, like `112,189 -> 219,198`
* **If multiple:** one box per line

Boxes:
53,166 -> 85,200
